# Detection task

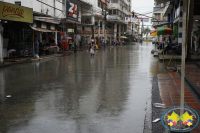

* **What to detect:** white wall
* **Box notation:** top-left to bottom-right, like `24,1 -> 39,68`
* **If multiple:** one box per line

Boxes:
1,0 -> 33,8
85,0 -> 97,7
2,0 -> 65,18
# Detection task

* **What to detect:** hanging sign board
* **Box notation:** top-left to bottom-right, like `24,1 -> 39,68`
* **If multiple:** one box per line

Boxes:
0,1 -> 33,23
66,0 -> 79,21
125,17 -> 149,22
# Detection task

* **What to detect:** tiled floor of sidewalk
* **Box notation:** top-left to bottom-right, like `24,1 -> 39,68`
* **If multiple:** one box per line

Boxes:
157,72 -> 200,133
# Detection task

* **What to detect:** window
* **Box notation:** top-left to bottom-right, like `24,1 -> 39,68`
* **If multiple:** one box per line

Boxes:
98,0 -> 101,8
118,11 -> 121,16
15,1 -> 21,6
113,9 -> 117,15
155,13 -> 161,20
109,10 -> 112,15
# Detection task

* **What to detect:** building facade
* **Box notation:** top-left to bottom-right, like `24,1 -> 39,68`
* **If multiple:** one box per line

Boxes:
0,0 -> 133,63
152,2 -> 168,28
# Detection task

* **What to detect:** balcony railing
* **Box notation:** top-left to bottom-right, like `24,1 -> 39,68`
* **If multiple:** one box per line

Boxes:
163,1 -> 170,16
108,3 -> 129,15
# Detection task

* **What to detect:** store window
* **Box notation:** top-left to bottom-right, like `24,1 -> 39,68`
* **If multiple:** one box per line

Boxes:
36,21 -> 41,28
46,23 -> 50,30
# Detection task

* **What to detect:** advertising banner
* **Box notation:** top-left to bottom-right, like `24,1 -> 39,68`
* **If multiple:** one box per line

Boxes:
66,0 -> 79,21
125,17 -> 149,22
0,1 -> 33,23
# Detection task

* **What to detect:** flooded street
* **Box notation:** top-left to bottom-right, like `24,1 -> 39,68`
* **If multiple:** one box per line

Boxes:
0,43 -> 175,133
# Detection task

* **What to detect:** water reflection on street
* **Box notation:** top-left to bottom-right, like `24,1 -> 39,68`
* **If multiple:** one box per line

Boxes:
0,43 -> 174,133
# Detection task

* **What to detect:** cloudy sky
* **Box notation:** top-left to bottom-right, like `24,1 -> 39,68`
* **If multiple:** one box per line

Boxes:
132,0 -> 155,29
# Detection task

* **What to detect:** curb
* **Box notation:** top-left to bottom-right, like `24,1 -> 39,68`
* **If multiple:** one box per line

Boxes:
0,54 -> 64,68
152,75 -> 166,132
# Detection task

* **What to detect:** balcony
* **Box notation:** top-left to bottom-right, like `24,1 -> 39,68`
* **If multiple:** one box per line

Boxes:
163,1 -> 173,17
153,7 -> 164,13
155,0 -> 170,5
108,3 -> 129,15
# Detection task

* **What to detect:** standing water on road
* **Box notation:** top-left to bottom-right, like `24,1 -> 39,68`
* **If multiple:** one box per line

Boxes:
0,43 -> 170,133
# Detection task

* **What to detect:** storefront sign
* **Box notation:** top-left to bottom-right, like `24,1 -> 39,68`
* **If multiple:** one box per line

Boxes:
125,17 -> 149,22
66,0 -> 79,21
78,30 -> 92,34
95,30 -> 113,34
0,1 -> 33,23
108,17 -> 118,20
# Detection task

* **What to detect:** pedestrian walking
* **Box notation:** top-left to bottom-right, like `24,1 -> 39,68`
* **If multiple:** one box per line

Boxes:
68,39 -> 72,50
34,35 -> 39,58
195,34 -> 199,52
90,42 -> 95,57
58,39 -> 62,51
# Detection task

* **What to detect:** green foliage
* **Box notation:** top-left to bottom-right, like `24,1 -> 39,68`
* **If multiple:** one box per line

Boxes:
143,27 -> 151,40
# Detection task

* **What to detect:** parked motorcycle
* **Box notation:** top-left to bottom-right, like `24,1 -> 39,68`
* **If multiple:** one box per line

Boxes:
171,45 -> 182,55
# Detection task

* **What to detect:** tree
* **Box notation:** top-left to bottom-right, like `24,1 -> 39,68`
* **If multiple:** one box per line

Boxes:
143,27 -> 151,40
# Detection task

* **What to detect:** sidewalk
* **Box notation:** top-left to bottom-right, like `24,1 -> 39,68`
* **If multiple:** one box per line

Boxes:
152,63 -> 200,133
0,53 -> 64,68
151,46 -> 200,60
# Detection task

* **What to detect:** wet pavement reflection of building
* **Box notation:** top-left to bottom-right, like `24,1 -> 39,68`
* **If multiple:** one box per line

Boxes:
0,43 -> 176,133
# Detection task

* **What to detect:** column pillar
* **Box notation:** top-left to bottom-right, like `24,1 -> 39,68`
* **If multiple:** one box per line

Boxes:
0,22 -> 3,63
122,24 -> 124,36
98,19 -> 100,47
102,21 -> 105,46
91,16 -> 95,40
178,0 -> 183,45
55,32 -> 57,44
65,24 -> 68,37
114,23 -> 117,41
119,24 -> 121,36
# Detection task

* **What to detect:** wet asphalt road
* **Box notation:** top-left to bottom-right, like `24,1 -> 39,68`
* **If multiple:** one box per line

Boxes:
0,42 -> 174,133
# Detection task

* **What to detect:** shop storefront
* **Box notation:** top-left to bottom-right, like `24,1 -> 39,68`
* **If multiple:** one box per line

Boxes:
0,1 -> 33,62
30,20 -> 61,55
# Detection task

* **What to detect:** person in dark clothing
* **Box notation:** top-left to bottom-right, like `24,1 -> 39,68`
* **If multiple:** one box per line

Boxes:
58,39 -> 62,51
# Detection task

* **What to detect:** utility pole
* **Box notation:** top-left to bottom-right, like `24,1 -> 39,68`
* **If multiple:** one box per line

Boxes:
141,19 -> 143,39
104,8 -> 106,48
132,11 -> 134,42
74,23 -> 77,53
180,0 -> 188,124
102,3 -> 107,48
0,22 -> 3,63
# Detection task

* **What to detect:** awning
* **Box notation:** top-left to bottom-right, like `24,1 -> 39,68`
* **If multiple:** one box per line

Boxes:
33,16 -> 61,24
153,22 -> 173,28
30,26 -> 60,32
95,13 -> 104,18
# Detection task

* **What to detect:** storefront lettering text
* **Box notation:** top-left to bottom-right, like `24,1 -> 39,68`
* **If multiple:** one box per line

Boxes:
2,4 -> 24,18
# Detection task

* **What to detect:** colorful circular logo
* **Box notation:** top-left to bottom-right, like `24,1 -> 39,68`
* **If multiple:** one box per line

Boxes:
161,106 -> 199,132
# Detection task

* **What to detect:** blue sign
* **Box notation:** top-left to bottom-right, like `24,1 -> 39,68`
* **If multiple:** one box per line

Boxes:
108,17 -> 118,20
